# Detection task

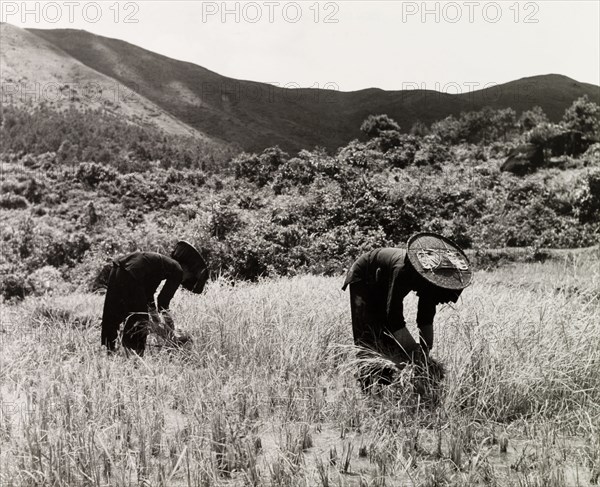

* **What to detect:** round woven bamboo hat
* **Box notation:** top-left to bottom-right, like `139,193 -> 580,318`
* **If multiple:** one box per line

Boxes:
171,240 -> 208,294
406,233 -> 472,290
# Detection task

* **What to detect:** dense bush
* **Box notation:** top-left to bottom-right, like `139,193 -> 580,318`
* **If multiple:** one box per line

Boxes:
375,130 -> 403,152
413,136 -> 451,167
526,122 -> 564,146
44,233 -> 91,268
562,95 -> 600,138
581,143 -> 600,167
121,175 -> 169,210
360,114 -> 400,138
271,156 -> 316,194
430,115 -> 465,144
232,146 -> 289,187
0,194 -> 29,209
337,140 -> 384,169
384,135 -> 420,168
76,162 -> 118,187
0,269 -> 32,300
431,107 -> 518,145
519,106 -> 549,132
575,170 -> 600,223
1,102 -> 599,300
27,265 -> 68,296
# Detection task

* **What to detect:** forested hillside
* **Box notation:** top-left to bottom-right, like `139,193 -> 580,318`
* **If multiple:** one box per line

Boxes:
1,97 -> 599,300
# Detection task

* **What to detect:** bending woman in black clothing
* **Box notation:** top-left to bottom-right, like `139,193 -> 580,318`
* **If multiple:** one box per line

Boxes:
101,241 -> 208,356
342,233 -> 472,387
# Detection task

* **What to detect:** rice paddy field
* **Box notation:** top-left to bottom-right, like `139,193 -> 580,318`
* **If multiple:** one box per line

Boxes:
1,249 -> 599,486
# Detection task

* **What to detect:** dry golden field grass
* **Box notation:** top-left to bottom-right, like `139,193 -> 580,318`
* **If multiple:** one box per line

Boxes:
1,249 -> 599,486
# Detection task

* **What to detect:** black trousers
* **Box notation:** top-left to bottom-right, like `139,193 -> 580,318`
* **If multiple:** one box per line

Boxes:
100,264 -> 151,356
349,281 -> 403,354
349,281 -> 404,389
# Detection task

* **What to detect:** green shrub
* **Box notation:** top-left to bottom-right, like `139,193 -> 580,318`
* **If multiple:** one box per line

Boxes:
44,233 -> 91,268
0,268 -> 31,300
23,178 -> 45,204
431,115 -> 461,144
165,168 -> 207,186
117,173 -> 169,210
0,194 -> 28,209
360,114 -> 400,138
0,180 -> 27,196
413,136 -> 451,166
375,130 -> 403,152
519,106 -> 549,131
562,95 -> 600,139
76,162 -> 118,187
232,147 -> 289,186
337,140 -> 383,169
432,108 -> 518,145
384,135 -> 420,168
575,170 -> 600,223
27,265 -> 68,296
209,204 -> 242,240
581,143 -> 600,167
271,156 -> 317,194
526,123 -> 564,146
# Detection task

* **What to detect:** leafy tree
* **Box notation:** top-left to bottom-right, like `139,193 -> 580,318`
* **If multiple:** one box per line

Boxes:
526,122 -> 563,146
410,120 -> 430,137
430,115 -> 466,144
461,109 -> 491,143
413,136 -> 450,167
575,170 -> 600,223
360,114 -> 400,138
519,106 -> 549,132
376,130 -> 403,152
460,107 -> 516,144
231,146 -> 289,186
492,108 -> 517,142
384,134 -> 420,168
562,95 -> 600,138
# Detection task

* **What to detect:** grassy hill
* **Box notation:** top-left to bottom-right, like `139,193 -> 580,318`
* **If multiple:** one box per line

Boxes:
25,27 -> 600,153
0,23 -> 231,154
468,74 -> 600,121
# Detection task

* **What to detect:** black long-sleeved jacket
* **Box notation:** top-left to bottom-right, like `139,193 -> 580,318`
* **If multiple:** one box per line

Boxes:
342,248 -> 438,330
113,252 -> 183,311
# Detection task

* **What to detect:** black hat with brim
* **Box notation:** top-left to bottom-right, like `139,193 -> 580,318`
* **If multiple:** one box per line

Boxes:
171,240 -> 208,294
406,233 -> 472,291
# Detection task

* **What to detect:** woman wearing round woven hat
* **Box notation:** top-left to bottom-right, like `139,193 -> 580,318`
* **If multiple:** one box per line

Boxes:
100,240 -> 208,356
342,233 -> 472,389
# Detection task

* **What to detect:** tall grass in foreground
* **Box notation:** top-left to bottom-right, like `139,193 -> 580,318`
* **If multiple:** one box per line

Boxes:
0,250 -> 599,486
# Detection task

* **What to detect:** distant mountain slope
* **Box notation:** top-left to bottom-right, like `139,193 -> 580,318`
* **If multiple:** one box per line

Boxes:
15,26 -> 600,152
461,74 -> 600,121
0,24 -> 230,151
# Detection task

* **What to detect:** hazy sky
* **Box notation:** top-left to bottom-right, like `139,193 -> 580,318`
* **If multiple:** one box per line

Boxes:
3,1 -> 599,92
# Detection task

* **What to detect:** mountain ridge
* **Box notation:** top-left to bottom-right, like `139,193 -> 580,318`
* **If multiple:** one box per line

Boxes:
3,24 -> 598,153
0,23 -> 229,150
